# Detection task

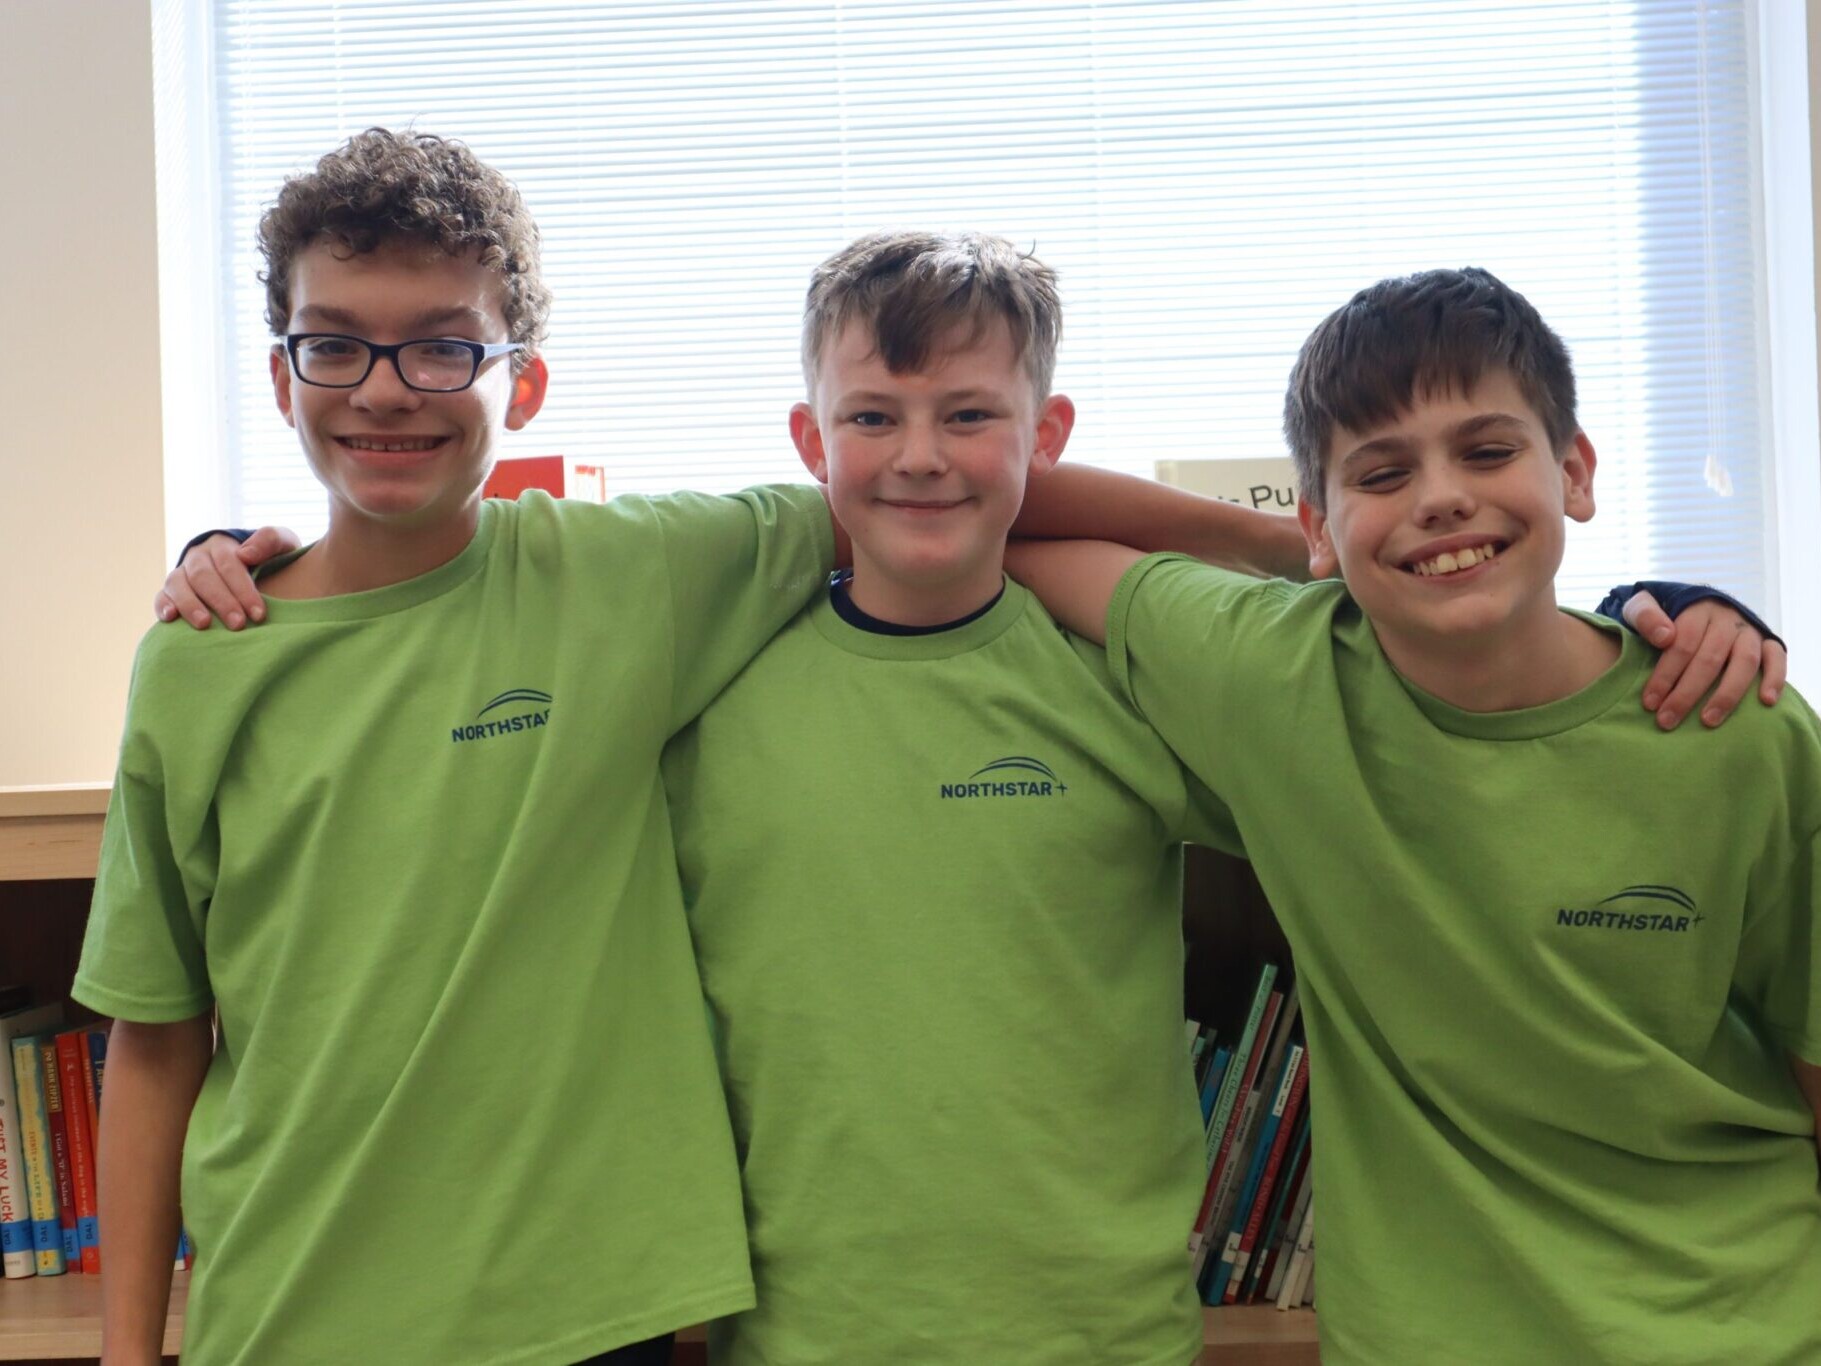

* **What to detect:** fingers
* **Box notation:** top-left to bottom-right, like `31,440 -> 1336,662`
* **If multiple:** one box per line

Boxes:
1621,590 -> 1675,648
1640,616 -> 1703,719
1760,641 -> 1788,706
1650,616 -> 1752,730
1694,628 -> 1764,727
159,565 -> 213,631
179,535 -> 263,630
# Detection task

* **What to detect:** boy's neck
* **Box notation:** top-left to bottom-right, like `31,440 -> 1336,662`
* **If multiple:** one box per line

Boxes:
261,498 -> 483,600
1376,599 -> 1621,713
845,559 -> 1007,628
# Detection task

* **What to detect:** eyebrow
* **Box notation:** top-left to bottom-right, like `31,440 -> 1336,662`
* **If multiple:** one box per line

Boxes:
1338,412 -> 1532,466
292,304 -> 495,333
838,387 -> 1008,406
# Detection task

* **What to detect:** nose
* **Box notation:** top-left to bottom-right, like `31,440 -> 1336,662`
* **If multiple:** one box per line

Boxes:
349,351 -> 424,414
1411,465 -> 1475,526
891,419 -> 946,477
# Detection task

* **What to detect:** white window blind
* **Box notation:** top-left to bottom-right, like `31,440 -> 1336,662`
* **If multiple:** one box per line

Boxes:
191,0 -> 1774,611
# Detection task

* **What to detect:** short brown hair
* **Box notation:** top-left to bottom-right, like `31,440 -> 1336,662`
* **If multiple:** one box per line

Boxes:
1284,267 -> 1578,509
258,128 -> 551,366
801,231 -> 1062,398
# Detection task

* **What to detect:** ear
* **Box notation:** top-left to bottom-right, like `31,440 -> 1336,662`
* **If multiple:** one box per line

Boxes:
1297,496 -> 1338,579
503,355 -> 549,432
789,402 -> 828,483
271,345 -> 296,429
1027,393 -> 1076,478
1561,431 -> 1597,523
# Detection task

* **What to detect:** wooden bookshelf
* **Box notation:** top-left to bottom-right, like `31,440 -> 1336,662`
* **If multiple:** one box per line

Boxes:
0,1272 -> 1325,1363
0,786 -> 108,884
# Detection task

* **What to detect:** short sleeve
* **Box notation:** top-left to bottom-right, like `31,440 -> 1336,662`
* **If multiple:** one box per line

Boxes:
1105,553 -> 1283,787
653,485 -> 835,733
1738,818 -> 1821,1066
71,649 -> 215,1023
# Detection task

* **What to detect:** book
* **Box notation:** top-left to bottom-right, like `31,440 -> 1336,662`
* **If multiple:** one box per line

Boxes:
1193,984 -> 1284,1272
1210,1043 -> 1301,1299
1276,1198 -> 1315,1310
1245,1112 -> 1310,1302
1224,1045 -> 1310,1301
10,1036 -> 67,1275
82,1025 -> 107,1137
1198,1045 -> 1232,1126
0,1003 -> 62,1278
1188,965 -> 1279,1260
56,1031 -> 101,1273
36,1039 -> 81,1269
1264,1140 -> 1316,1304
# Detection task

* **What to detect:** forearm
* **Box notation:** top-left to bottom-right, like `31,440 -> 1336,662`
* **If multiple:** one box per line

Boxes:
1793,1054 -> 1821,1154
1003,539 -> 1145,644
1014,464 -> 1310,581
98,1016 -> 212,1366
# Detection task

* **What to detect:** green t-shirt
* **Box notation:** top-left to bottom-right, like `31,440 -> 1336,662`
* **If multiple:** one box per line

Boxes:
74,488 -> 834,1366
1108,554 -> 1821,1366
662,579 -> 1242,1366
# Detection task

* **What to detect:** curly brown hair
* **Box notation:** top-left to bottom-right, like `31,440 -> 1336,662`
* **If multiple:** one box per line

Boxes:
259,128 -> 551,364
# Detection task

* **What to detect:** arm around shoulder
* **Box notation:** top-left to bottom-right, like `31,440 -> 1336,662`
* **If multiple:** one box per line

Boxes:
1003,539 -> 1147,644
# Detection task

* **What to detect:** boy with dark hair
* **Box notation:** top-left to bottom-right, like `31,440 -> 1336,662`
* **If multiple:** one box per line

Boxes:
1013,266 -> 1821,1364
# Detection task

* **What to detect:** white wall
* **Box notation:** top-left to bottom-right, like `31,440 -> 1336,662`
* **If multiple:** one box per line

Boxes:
0,0 -> 164,787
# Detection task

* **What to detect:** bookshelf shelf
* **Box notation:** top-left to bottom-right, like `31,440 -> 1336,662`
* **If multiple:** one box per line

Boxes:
0,1274 -> 1325,1363
0,786 -> 108,883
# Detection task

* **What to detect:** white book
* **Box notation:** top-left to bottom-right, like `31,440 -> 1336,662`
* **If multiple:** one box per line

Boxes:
1154,457 -> 1298,513
1264,1160 -> 1316,1302
1276,1199 -> 1316,1310
0,1005 -> 64,1279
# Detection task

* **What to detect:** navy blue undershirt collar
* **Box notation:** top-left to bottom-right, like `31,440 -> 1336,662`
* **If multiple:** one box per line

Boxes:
827,569 -> 1007,636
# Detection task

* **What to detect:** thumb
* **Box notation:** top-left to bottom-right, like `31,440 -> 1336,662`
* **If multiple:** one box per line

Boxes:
1622,590 -> 1674,648
237,526 -> 302,563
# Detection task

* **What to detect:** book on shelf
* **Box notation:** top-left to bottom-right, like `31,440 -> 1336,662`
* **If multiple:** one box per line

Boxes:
1189,964 -> 1279,1265
56,1029 -> 102,1272
10,1033 -> 67,1275
1222,1044 -> 1309,1302
36,1036 -> 81,1268
1245,1109 -> 1310,1303
0,1002 -> 63,1278
1277,1199 -> 1316,1310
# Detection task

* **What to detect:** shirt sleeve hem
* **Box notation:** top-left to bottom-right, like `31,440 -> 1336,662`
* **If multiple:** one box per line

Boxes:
71,975 -> 212,1023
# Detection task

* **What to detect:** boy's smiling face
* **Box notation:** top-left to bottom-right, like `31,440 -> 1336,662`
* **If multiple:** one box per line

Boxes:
1298,370 -> 1597,666
792,318 -> 1074,625
272,237 -> 545,532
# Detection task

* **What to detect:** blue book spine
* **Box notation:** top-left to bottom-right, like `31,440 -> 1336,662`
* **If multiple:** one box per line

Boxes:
1207,1045 -> 1300,1302
1198,1046 -> 1231,1125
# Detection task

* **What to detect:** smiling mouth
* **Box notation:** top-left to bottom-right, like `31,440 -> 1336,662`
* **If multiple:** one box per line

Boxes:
338,436 -> 449,453
1403,541 -> 1507,577
880,498 -> 966,512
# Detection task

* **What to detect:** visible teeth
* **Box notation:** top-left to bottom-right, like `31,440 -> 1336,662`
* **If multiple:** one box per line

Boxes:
1412,544 -> 1499,576
346,438 -> 439,452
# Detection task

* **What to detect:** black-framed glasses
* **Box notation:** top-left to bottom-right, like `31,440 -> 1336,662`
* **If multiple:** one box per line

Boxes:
284,334 -> 524,393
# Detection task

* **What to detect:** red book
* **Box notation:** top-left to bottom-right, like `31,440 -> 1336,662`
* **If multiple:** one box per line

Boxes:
55,1034 -> 100,1274
1225,1049 -> 1310,1303
34,1041 -> 79,1272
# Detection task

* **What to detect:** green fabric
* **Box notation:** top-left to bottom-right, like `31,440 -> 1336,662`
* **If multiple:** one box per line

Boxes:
75,487 -> 834,1366
663,579 -> 1242,1366
1107,554 -> 1821,1366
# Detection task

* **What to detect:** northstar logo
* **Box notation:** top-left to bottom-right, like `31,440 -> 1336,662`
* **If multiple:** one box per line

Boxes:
939,756 -> 1067,799
451,688 -> 553,744
1555,884 -> 1704,933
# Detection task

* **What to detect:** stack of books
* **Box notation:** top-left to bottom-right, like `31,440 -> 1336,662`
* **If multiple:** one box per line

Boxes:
0,993 -> 192,1280
1185,962 -> 1316,1310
